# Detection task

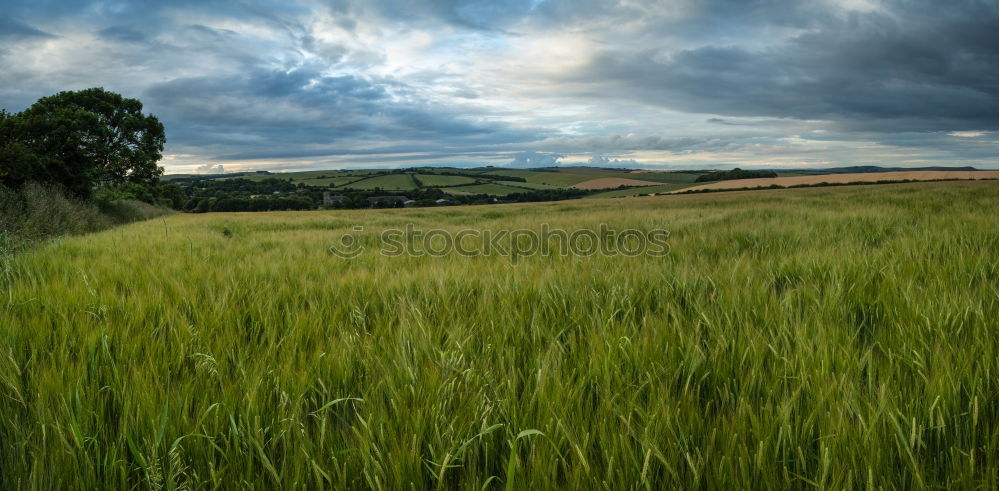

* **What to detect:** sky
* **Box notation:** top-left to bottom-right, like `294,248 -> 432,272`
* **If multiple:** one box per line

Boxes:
1,0 -> 996,173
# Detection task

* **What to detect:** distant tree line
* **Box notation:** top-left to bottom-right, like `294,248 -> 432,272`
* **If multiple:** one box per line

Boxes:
695,168 -> 778,182
207,197 -> 314,212
501,188 -> 590,202
182,177 -> 300,195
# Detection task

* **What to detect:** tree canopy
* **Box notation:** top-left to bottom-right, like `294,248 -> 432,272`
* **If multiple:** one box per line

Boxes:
0,88 -> 165,197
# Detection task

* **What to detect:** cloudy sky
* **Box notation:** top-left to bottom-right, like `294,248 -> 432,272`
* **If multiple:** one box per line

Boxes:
1,0 -> 996,172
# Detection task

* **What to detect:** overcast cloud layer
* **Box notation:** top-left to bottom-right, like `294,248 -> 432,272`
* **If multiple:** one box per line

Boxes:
1,0 -> 996,172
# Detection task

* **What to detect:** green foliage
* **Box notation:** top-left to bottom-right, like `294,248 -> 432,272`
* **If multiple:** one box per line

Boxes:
94,182 -> 186,209
695,168 -> 779,182
0,181 -> 995,488
0,88 -> 165,197
0,182 -> 173,253
193,198 -> 213,213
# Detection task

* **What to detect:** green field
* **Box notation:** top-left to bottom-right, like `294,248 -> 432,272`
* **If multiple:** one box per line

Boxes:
494,180 -> 564,190
512,169 -> 696,187
215,170 -> 381,184
0,181 -> 996,488
410,167 -> 484,175
626,172 -> 704,184
339,173 -> 419,190
296,176 -> 366,187
445,183 -> 530,195
476,169 -> 539,180
584,182 -> 694,198
413,174 -> 479,187
470,169 -> 631,187
522,171 -> 622,186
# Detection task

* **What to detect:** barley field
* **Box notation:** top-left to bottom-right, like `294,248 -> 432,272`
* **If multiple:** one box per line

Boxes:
0,181 -> 996,489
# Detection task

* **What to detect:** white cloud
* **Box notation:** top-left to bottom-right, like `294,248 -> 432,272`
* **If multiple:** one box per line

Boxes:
195,163 -> 226,174
948,131 -> 985,138
587,155 -> 639,168
508,151 -> 562,168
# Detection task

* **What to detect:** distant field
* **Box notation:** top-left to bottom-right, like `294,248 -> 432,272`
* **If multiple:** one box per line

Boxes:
584,182 -> 693,198
476,169 -> 538,180
299,176 -> 365,187
414,174 -> 478,187
522,172 -> 626,187
411,167 -> 481,175
213,170 -> 379,184
444,183 -> 527,195
773,171 -> 816,177
1,181 -> 995,488
571,177 -> 664,190
494,180 -> 563,190
627,171 -> 704,183
672,170 -> 999,193
340,173 -> 419,190
281,170 -> 348,179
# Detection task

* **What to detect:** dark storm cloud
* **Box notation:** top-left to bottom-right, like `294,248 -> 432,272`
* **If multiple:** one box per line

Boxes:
528,134 -> 752,153
144,64 -> 545,159
0,0 -> 995,169
574,0 -> 997,132
96,25 -> 148,42
0,18 -> 55,40
338,0 -> 538,31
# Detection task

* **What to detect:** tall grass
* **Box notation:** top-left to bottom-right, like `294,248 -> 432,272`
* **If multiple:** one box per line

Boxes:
0,182 -> 173,254
0,181 -> 995,489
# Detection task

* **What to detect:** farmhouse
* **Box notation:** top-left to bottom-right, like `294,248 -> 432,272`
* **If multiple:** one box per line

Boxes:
322,191 -> 345,205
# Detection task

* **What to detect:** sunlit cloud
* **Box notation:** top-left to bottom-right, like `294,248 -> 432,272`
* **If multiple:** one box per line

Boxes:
949,131 -> 986,138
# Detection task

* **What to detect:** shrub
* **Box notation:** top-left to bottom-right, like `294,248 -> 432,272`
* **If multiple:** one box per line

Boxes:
0,182 -> 172,253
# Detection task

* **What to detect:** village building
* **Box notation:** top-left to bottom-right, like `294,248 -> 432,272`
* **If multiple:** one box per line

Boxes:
322,191 -> 346,205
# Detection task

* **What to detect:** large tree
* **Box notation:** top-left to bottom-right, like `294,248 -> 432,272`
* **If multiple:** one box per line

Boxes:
0,88 -> 165,197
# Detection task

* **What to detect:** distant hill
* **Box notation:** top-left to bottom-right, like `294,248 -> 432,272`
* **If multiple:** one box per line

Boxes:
164,164 -> 984,180
156,164 -> 993,210
764,165 -> 981,174
162,171 -> 271,181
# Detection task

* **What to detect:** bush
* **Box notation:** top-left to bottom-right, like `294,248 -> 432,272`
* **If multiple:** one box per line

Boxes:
0,182 -> 172,253
97,198 -> 173,223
